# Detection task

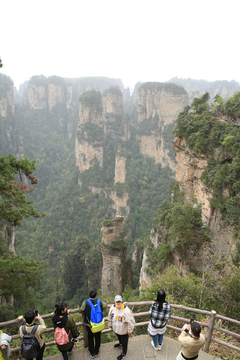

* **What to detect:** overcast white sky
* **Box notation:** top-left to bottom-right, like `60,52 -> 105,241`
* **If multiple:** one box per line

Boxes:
1,0 -> 239,90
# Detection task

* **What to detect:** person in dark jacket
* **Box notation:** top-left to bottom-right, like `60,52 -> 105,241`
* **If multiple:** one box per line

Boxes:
52,303 -> 79,360
79,287 -> 107,358
148,290 -> 171,351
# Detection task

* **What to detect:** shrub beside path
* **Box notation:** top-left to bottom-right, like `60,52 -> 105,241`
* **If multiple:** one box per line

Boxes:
43,335 -> 220,360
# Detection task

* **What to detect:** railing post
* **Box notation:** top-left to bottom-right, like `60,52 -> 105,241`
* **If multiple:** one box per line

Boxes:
82,314 -> 88,348
204,310 -> 216,352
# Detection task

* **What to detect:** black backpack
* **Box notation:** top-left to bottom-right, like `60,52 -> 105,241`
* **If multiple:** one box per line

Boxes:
21,324 -> 40,358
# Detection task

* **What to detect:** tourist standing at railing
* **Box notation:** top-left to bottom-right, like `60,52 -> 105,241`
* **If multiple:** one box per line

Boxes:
79,287 -> 108,359
176,321 -> 205,360
148,290 -> 171,351
108,295 -> 135,360
19,310 -> 46,360
52,303 -> 79,360
0,330 -> 11,359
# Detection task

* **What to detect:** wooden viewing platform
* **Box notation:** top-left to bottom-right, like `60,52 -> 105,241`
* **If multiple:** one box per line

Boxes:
1,302 -> 239,357
43,335 -> 220,360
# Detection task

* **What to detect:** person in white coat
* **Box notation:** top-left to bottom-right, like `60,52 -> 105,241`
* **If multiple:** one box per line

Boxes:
0,330 -> 12,359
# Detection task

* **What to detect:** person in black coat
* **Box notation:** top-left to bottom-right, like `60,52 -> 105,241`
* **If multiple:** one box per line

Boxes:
52,303 -> 79,360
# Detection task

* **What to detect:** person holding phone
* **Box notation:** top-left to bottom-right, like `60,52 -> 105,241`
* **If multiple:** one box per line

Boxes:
176,321 -> 205,360
19,310 -> 46,360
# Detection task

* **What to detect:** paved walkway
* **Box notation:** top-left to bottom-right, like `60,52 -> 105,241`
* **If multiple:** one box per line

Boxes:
44,335 -> 219,360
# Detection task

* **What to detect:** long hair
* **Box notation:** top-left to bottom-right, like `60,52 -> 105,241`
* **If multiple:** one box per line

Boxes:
155,290 -> 166,312
55,302 -> 67,316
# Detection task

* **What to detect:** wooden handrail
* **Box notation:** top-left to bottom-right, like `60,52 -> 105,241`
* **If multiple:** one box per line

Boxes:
0,301 -> 239,354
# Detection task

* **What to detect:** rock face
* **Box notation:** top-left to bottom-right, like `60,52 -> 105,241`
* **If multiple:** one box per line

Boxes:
109,191 -> 130,217
0,85 -> 15,117
47,83 -> 65,110
76,89 -> 130,217
75,140 -> 103,172
28,83 -> 72,110
174,137 -> 210,223
69,77 -> 124,102
102,92 -> 123,115
114,156 -> 126,183
139,230 -> 158,290
28,84 -> 47,109
101,216 -> 126,295
168,77 -> 240,103
137,87 -> 186,124
75,89 -> 124,173
137,84 -> 186,170
137,134 -> 176,172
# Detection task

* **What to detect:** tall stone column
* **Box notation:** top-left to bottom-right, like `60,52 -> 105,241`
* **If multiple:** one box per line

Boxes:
101,216 -> 127,295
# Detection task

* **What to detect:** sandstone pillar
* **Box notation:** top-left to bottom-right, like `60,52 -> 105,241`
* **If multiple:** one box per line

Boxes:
101,216 -> 126,295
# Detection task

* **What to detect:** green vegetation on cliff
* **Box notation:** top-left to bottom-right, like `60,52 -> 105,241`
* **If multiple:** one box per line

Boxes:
0,154 -> 45,226
174,92 -> 240,239
79,90 -> 102,111
139,82 -> 187,96
77,122 -> 104,145
147,181 -> 210,274
103,86 -> 122,96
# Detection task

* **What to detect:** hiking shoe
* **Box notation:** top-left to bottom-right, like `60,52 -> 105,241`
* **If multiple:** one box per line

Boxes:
114,343 -> 122,349
117,354 -> 127,360
88,350 -> 95,359
151,340 -> 158,351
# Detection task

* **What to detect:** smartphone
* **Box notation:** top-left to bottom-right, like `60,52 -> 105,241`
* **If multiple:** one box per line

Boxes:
35,310 -> 38,317
71,338 -> 78,343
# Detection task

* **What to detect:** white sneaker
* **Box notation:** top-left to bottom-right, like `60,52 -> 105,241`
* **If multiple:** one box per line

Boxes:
158,344 -> 163,350
151,340 -> 158,351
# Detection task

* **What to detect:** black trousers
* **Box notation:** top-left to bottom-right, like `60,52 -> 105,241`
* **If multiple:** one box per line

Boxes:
27,343 -> 45,360
117,334 -> 129,355
86,326 -> 101,355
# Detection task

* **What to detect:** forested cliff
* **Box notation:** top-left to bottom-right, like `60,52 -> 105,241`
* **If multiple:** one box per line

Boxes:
140,92 -> 240,319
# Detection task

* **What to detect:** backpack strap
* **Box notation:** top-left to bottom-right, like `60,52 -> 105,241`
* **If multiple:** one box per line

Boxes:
22,324 -> 38,336
31,325 -> 39,335
22,325 -> 26,335
87,298 -> 94,309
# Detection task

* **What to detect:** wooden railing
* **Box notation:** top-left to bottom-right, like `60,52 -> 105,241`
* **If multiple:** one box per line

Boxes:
1,301 -> 239,354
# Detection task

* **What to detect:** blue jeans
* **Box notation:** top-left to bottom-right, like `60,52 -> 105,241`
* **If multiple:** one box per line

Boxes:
152,333 -> 163,347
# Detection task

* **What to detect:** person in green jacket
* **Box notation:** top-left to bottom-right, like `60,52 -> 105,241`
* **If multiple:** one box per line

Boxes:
52,303 -> 79,360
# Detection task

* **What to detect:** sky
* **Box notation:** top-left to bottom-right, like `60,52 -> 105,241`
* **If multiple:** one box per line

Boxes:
1,0 -> 239,90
